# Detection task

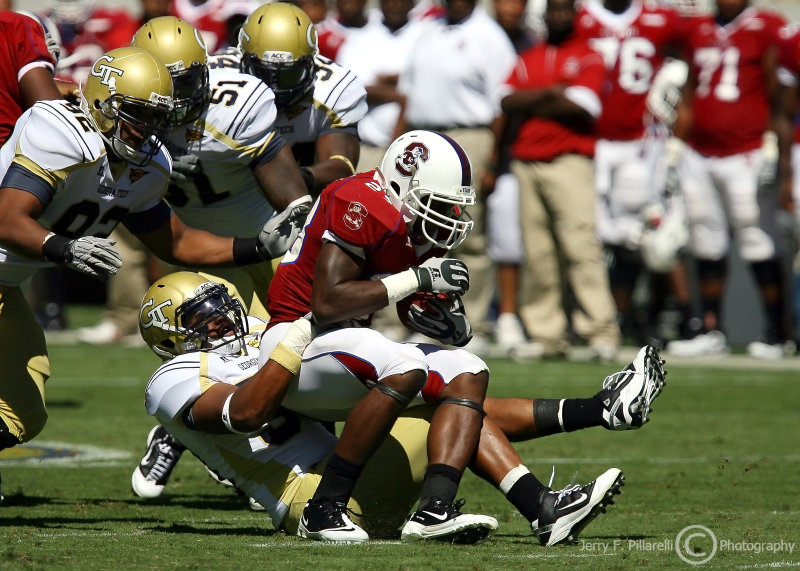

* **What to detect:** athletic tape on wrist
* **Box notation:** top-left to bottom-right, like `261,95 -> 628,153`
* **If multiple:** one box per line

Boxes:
381,269 -> 420,305
269,342 -> 303,374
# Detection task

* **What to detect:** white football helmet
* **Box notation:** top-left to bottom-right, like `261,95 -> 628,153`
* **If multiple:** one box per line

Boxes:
380,130 -> 476,250
139,271 -> 249,360
639,197 -> 690,273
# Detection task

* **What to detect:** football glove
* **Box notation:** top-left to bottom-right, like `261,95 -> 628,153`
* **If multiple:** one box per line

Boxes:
256,195 -> 313,259
406,293 -> 473,347
170,153 -> 202,186
412,257 -> 470,295
42,234 -> 122,279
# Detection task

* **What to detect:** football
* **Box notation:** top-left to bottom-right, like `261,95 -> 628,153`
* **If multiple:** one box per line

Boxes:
395,291 -> 454,327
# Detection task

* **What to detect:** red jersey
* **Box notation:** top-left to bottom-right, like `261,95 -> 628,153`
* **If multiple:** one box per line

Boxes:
47,6 -> 139,84
0,12 -> 56,145
575,1 -> 686,140
778,22 -> 800,144
171,0 -> 237,54
505,36 -> 606,161
267,171 -> 441,326
686,7 -> 785,157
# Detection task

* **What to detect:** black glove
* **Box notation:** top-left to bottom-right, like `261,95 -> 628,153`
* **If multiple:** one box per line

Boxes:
406,293 -> 473,347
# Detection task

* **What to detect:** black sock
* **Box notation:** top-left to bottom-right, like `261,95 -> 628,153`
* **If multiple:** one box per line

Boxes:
502,470 -> 547,522
533,398 -> 604,435
312,453 -> 363,503
418,464 -> 462,510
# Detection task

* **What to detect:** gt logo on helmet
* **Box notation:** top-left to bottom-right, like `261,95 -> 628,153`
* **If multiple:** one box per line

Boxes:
91,55 -> 125,89
140,298 -> 173,329
395,142 -> 429,177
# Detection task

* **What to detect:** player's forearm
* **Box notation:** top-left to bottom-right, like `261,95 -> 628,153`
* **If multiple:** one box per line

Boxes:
227,360 -> 295,430
311,280 -> 390,326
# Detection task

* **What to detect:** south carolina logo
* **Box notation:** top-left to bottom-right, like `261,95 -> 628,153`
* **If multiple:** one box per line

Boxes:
394,142 -> 429,177
343,201 -> 368,230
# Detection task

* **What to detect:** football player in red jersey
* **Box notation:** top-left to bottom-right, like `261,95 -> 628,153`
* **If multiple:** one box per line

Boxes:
0,11 -> 61,145
263,130 -> 497,543
574,0 -> 695,348
665,0 -> 789,359
264,129 -> 656,544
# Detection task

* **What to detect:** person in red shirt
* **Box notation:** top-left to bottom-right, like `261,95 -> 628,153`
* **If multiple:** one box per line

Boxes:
665,0 -> 789,359
0,11 -> 61,145
500,0 -> 620,360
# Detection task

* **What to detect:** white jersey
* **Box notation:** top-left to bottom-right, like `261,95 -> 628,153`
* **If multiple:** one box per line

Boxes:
144,317 -> 337,530
0,100 -> 170,287
166,67 -> 282,237
399,7 -> 517,128
209,50 -> 367,164
337,16 -> 432,147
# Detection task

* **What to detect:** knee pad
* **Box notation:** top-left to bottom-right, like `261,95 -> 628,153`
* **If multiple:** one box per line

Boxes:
439,397 -> 486,416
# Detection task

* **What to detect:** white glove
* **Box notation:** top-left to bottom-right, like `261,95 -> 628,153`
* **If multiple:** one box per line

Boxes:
256,195 -> 313,259
757,131 -> 779,189
42,234 -> 122,279
646,59 -> 688,126
406,293 -> 473,347
381,257 -> 470,304
170,154 -> 202,186
412,257 -> 470,294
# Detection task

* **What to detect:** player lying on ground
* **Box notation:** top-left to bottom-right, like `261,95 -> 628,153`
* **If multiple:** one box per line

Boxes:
136,271 -> 667,545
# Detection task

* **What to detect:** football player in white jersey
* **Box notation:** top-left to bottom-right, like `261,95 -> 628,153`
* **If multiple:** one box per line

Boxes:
139,271 -> 666,544
0,47 -> 294,464
132,15 -> 314,320
129,8 -> 367,499
219,2 -> 367,193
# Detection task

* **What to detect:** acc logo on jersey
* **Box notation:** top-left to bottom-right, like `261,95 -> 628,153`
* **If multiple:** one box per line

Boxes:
394,142 -> 429,177
140,298 -> 173,329
129,168 -> 146,182
343,201 -> 368,230
91,55 -> 125,89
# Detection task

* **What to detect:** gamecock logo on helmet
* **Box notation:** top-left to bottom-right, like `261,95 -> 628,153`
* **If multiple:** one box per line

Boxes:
394,142 -> 429,177
343,201 -> 368,231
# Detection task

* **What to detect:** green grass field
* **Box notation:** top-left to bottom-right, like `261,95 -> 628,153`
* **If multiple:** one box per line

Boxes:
1,306 -> 798,569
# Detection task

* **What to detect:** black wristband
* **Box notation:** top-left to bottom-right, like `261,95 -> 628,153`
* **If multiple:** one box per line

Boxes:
41,233 -> 71,263
232,236 -> 263,266
300,167 -> 315,193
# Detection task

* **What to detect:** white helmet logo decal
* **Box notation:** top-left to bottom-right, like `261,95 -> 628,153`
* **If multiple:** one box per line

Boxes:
140,298 -> 173,329
394,142 -> 429,177
91,55 -> 124,90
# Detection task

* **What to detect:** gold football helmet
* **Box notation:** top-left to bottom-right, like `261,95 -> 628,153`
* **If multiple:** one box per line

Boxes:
132,16 -> 210,125
139,271 -> 249,360
238,2 -> 318,109
81,46 -> 173,165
